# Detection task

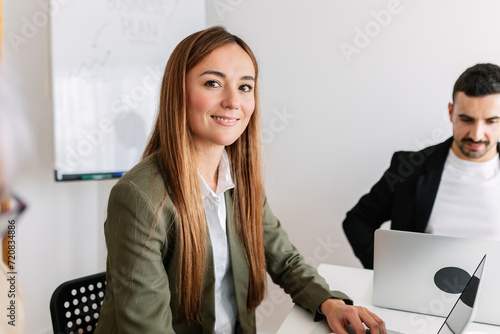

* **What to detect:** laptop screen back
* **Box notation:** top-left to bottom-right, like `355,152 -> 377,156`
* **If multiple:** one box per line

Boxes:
373,230 -> 499,326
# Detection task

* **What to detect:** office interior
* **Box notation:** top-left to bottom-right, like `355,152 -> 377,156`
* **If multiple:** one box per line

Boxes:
2,0 -> 500,333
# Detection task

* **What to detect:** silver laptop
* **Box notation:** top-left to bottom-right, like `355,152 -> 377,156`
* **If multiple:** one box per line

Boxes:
373,230 -> 499,326
312,255 -> 486,334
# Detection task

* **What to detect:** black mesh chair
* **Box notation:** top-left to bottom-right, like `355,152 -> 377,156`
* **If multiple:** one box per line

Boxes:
50,272 -> 106,334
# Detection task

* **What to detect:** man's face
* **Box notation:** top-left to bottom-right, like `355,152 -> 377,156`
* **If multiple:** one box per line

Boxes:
449,92 -> 500,162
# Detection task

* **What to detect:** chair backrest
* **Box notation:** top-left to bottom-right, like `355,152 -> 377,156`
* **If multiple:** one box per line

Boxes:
50,272 -> 106,334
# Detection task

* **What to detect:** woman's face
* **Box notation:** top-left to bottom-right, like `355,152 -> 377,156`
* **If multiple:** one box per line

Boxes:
185,43 -> 256,152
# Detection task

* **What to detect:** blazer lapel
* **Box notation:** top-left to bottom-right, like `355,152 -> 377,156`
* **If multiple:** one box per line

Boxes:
415,138 -> 453,231
224,189 -> 250,330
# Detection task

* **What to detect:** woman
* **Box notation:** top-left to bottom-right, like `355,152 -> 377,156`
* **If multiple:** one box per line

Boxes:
95,26 -> 386,334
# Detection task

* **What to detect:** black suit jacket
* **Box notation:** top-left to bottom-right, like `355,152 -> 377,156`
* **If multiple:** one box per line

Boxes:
342,138 -> 500,269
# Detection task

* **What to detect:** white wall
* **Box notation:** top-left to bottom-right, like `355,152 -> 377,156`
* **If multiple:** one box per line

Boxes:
4,0 -> 500,333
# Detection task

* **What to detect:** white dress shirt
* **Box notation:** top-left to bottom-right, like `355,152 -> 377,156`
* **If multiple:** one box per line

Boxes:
426,149 -> 500,240
199,150 -> 238,334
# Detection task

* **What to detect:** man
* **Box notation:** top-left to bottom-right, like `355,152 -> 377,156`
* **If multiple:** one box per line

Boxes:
343,63 -> 500,269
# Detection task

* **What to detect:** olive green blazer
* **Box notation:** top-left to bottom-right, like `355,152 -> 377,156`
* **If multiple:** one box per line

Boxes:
95,153 -> 352,334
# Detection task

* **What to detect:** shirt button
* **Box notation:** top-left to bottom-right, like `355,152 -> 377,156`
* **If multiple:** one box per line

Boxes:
217,233 -> 224,239
216,265 -> 224,272
215,294 -> 221,303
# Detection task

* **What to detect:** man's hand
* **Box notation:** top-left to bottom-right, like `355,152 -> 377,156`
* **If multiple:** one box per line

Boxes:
320,298 -> 386,334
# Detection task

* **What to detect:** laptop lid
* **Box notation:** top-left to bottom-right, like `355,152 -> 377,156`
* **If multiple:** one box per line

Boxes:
373,230 -> 498,326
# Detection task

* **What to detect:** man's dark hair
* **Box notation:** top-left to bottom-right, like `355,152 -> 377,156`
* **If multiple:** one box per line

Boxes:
453,63 -> 500,102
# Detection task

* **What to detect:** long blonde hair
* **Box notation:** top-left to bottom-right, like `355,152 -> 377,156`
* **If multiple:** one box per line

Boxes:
142,26 -> 266,323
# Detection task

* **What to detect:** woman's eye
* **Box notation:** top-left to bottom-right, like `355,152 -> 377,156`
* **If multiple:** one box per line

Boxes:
205,80 -> 221,88
240,84 -> 253,92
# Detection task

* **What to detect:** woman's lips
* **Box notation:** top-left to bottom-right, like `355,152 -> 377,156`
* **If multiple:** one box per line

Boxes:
211,115 -> 239,126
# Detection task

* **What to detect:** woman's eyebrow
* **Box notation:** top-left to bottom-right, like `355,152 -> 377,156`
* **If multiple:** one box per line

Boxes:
200,70 -> 225,78
241,75 -> 255,81
199,70 -> 255,81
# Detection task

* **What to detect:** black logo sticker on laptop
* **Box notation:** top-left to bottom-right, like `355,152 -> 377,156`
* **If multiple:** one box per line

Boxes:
434,267 -> 470,294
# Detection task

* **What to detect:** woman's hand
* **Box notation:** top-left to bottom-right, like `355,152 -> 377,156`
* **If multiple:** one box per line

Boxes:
320,298 -> 386,334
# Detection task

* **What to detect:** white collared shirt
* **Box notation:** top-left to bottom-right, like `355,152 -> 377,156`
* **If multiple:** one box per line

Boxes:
426,149 -> 500,240
199,150 -> 237,334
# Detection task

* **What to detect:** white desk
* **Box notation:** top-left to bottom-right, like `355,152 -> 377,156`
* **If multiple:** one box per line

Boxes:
277,264 -> 500,334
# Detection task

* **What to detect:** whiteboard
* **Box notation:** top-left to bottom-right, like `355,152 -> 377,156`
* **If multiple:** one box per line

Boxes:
51,0 -> 206,181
